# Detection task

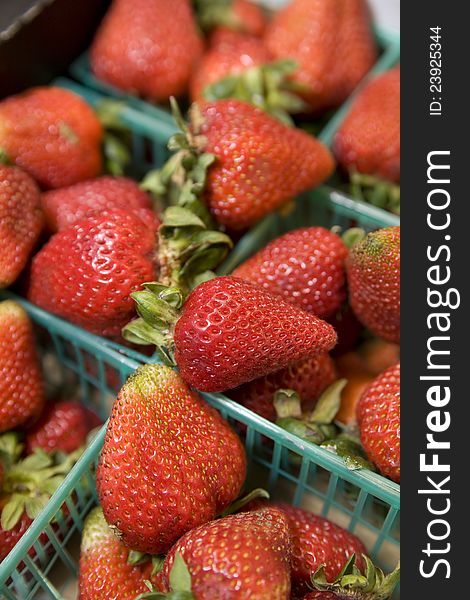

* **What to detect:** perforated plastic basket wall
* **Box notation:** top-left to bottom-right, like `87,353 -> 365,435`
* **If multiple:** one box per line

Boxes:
0,295 -> 399,599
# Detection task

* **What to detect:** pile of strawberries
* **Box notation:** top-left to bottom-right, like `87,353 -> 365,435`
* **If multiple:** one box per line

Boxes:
0,0 -> 400,597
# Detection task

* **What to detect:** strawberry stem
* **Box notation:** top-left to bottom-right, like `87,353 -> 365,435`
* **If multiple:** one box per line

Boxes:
349,170 -> 400,215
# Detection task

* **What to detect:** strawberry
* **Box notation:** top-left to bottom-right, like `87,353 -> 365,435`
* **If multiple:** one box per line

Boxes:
78,506 -> 161,600
0,301 -> 45,433
0,165 -> 43,288
274,502 -> 367,597
150,99 -> 334,232
96,364 -> 247,554
90,0 -> 203,102
265,0 -> 377,113
228,353 -> 337,422
158,507 -> 291,599
0,87 -> 103,189
196,0 -> 266,39
190,34 -> 272,102
357,363 -> 400,482
346,226 -> 400,343
125,276 -> 337,392
25,401 -> 102,455
232,227 -> 348,319
0,510 -> 37,562
27,209 -> 158,340
41,176 -> 157,233
334,68 -> 400,184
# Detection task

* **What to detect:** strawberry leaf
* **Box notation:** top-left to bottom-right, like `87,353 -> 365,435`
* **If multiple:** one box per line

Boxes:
169,552 -> 192,593
1,494 -> 26,531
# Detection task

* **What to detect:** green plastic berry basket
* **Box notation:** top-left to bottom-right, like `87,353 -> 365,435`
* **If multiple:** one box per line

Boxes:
0,294 -> 399,599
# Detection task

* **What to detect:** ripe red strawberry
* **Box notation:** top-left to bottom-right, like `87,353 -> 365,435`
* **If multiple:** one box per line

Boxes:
195,100 -> 334,230
78,506 -> 160,600
41,176 -> 157,233
25,401 -> 102,455
159,507 -> 291,599
275,502 -> 367,597
357,363 -> 400,482
0,165 -> 43,288
190,34 -> 272,102
0,300 -> 45,433
233,227 -> 348,318
90,0 -> 203,102
27,209 -> 158,339
335,68 -> 400,183
265,0 -> 377,113
96,364 -> 247,554
0,87 -> 103,189
227,353 -> 337,422
127,276 -> 337,392
346,226 -> 400,343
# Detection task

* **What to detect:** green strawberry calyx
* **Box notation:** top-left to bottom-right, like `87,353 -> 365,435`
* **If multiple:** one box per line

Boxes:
95,99 -> 132,176
122,282 -> 183,366
0,147 -> 12,165
1,446 -> 83,531
194,0 -> 253,33
140,99 -> 233,293
349,170 -> 401,216
202,60 -> 308,126
274,379 -> 347,445
311,553 -> 400,600
127,550 -> 166,575
134,553 -> 195,599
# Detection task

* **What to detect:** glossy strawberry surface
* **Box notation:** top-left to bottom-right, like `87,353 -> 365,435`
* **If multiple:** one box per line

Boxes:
79,506 -> 159,600
41,176 -> 156,233
198,100 -> 334,230
334,68 -> 400,183
276,502 -> 367,596
0,301 -> 45,433
28,209 -> 158,339
232,227 -> 348,318
228,353 -> 336,421
174,276 -> 337,392
160,507 -> 291,599
90,0 -> 203,101
0,165 -> 43,288
0,87 -> 103,189
96,364 -> 246,554
357,363 -> 400,482
347,226 -> 400,343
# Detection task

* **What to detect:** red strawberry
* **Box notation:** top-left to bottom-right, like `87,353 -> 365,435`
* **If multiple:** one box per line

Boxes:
41,176 -> 157,233
0,301 -> 45,433
96,364 -> 246,554
190,34 -> 272,102
159,507 -> 291,599
78,506 -> 160,600
0,165 -> 43,288
0,87 -> 103,189
230,0 -> 266,36
232,227 -> 348,319
227,353 -> 337,422
27,209 -> 158,339
126,276 -> 337,392
346,226 -> 400,343
265,0 -> 377,113
25,401 -> 102,455
161,99 -> 332,231
334,68 -> 400,183
274,502 -> 367,597
0,510 -> 36,562
90,0 -> 203,102
357,363 -> 400,482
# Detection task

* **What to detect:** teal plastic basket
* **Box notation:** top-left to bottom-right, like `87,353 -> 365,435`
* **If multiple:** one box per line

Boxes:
0,294 -> 399,599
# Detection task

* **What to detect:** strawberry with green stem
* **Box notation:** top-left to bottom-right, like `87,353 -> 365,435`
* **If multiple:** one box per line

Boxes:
142,507 -> 292,599
96,364 -> 247,554
123,276 -> 337,392
142,98 -> 334,231
79,506 -> 163,600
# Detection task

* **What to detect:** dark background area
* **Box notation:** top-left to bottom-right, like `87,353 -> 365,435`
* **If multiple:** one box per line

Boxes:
0,0 -> 110,97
